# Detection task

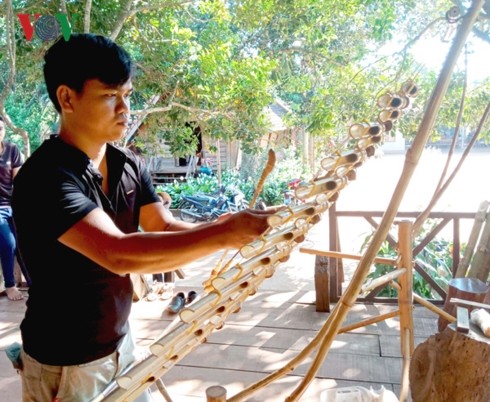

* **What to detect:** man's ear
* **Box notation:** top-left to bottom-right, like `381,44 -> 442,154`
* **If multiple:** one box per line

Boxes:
57,86 -> 74,112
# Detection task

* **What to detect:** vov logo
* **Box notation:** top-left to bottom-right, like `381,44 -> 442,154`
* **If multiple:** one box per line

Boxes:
16,13 -> 79,42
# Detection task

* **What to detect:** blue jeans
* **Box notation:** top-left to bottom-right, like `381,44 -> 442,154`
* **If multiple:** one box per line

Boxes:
0,207 -> 18,288
0,207 -> 31,288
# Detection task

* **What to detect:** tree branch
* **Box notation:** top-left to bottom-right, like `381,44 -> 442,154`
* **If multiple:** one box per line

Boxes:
84,0 -> 92,33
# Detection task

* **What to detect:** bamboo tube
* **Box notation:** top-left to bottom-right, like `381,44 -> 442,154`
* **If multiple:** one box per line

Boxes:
179,262 -> 279,325
338,309 -> 401,333
267,202 -> 329,227
204,245 -> 291,297
455,200 -> 490,277
107,278 -> 270,401
155,379 -> 173,402
397,221 -> 414,402
356,134 -> 383,151
299,247 -> 397,265
389,280 -> 457,323
249,149 -> 276,208
240,222 -> 309,259
320,151 -> 360,174
361,268 -> 406,294
467,205 -> 490,280
203,249 -> 231,291
400,328 -> 411,402
415,294 -> 455,322
413,103 -> 490,236
97,142 -> 339,402
181,269 -> 267,324
282,4 -> 485,400
105,320 -> 219,401
295,176 -> 349,200
104,259 -> 282,401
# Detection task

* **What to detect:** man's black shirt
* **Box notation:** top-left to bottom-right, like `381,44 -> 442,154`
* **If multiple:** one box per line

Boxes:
12,136 -> 159,365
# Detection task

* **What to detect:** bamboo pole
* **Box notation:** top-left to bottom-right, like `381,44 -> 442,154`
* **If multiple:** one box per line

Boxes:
155,378 -> 173,402
338,309 -> 401,333
361,268 -> 406,294
249,149 -> 276,208
397,221 -> 414,402
467,198 -> 490,280
393,280 -> 457,323
413,102 -> 490,235
284,3 -> 485,400
299,247 -> 397,265
455,200 -> 490,278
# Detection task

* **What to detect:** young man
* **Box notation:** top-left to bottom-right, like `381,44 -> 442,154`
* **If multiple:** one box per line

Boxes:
12,33 -> 274,401
0,116 -> 25,301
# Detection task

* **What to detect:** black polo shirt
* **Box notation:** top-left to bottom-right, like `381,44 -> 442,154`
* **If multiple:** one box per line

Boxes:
12,135 -> 159,365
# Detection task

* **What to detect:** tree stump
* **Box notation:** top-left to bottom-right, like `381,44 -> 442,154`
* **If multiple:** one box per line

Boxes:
410,324 -> 490,402
437,277 -> 489,331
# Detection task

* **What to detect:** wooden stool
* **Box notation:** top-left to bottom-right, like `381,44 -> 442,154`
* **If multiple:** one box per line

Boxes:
438,277 -> 489,332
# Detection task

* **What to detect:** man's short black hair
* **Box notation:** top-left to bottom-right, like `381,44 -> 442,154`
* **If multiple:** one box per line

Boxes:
43,33 -> 134,112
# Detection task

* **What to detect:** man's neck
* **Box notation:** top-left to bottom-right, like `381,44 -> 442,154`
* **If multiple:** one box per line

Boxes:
58,130 -> 107,165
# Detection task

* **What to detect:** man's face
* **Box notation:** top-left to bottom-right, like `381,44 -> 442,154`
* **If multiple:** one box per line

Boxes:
68,78 -> 133,143
0,120 -> 5,142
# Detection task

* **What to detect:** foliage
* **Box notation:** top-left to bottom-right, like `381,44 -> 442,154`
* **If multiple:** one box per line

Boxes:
1,1 -> 488,160
156,146 -> 310,208
361,220 -> 459,299
155,169 -> 242,208
240,146 -> 312,205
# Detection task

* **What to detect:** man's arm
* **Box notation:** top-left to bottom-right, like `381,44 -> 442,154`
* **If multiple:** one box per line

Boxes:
58,206 -> 273,275
138,201 -> 200,232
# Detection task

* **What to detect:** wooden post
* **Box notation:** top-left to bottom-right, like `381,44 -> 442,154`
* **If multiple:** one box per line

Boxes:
397,220 -> 414,402
314,255 -> 330,312
206,385 -> 227,402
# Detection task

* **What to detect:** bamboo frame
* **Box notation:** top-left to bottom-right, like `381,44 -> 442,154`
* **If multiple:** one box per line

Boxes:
229,3 -> 484,401
96,105 -> 396,400
397,221 -> 414,402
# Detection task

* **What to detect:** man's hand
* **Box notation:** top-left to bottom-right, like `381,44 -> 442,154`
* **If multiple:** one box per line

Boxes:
216,207 -> 282,249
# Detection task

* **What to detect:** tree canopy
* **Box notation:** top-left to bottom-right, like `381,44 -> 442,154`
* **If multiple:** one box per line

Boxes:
1,0 -> 488,159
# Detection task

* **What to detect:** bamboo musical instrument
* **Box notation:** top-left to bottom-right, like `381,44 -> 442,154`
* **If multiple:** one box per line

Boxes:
97,67 -> 422,402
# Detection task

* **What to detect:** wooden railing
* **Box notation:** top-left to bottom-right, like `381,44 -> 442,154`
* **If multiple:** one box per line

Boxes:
326,204 -> 476,305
